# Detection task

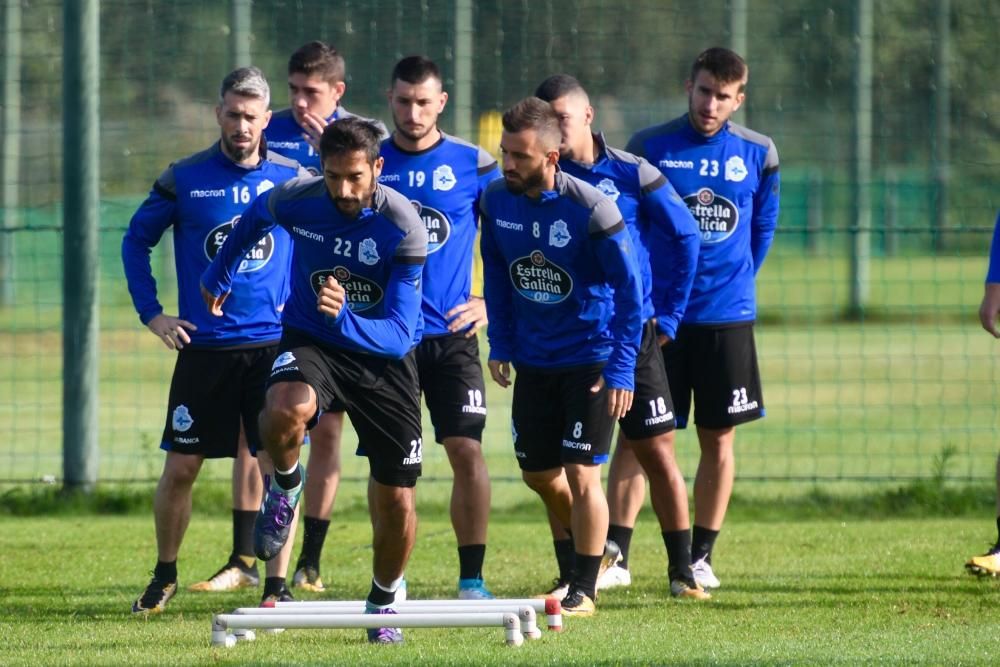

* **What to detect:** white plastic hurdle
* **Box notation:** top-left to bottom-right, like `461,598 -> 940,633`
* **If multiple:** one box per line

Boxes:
268,597 -> 564,632
211,611 -> 525,647
234,603 -> 541,640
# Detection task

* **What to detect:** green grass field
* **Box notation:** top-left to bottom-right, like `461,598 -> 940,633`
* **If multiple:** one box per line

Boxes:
3,494 -> 1000,665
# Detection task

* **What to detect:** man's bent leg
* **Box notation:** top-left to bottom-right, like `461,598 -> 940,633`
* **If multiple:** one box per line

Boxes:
295,410 -> 344,591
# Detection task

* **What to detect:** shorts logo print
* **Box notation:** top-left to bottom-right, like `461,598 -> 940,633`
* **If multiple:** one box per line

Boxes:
172,404 -> 194,432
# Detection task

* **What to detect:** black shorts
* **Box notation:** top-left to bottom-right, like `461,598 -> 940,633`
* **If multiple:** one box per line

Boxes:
617,320 -> 676,440
663,322 -> 764,429
160,344 -> 276,459
416,333 -> 487,444
511,364 -> 616,472
268,327 -> 423,487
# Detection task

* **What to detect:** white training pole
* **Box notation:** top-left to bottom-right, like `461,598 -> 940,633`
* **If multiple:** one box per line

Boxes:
211,611 -> 524,647
234,604 -> 540,639
268,597 -> 563,631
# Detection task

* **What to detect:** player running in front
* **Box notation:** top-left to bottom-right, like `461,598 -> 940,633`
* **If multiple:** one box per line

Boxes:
622,47 -> 780,591
202,118 -> 427,644
535,74 -> 706,599
480,97 -> 643,616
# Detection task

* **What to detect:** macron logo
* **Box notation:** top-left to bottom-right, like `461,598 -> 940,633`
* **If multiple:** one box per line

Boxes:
496,218 -> 523,231
189,188 -> 226,198
659,159 -> 694,170
293,227 -> 324,242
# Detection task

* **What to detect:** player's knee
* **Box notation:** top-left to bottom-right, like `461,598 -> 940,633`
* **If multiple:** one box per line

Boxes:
162,452 -> 201,487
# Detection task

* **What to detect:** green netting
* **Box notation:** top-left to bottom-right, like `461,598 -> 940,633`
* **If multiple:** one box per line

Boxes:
1,0 -> 998,483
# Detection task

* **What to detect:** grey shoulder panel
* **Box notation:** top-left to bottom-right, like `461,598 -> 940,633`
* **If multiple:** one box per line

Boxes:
728,123 -> 779,170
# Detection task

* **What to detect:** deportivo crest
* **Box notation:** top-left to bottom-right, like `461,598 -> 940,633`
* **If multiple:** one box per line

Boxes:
172,405 -> 194,432
272,351 -> 296,368
204,215 -> 275,273
509,250 -> 573,304
549,220 -> 571,248
411,200 -> 451,254
725,155 -> 748,182
683,188 -> 739,244
359,238 -> 380,265
432,164 -> 457,191
596,178 -> 620,202
256,179 -> 275,196
311,266 -> 384,313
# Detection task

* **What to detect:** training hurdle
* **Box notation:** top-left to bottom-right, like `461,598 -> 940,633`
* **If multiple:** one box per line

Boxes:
268,597 -> 563,632
234,603 -> 541,640
212,610 -> 525,647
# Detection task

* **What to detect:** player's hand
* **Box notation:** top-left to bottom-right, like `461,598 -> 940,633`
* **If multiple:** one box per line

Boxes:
445,296 -> 488,337
488,359 -> 511,388
317,276 -> 346,318
200,283 -> 229,317
657,334 -> 672,346
980,283 -> 1000,338
147,312 -> 197,350
300,111 -> 330,153
591,376 -> 633,419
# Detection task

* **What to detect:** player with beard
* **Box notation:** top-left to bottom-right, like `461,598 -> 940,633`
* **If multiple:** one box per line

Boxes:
479,97 -> 643,615
291,55 -> 501,599
124,67 -> 308,614
202,117 -> 427,645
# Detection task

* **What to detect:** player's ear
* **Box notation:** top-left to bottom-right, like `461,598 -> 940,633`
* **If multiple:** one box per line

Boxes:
333,80 -> 347,100
372,155 -> 384,178
439,91 -> 449,112
263,109 -> 273,128
732,91 -> 746,113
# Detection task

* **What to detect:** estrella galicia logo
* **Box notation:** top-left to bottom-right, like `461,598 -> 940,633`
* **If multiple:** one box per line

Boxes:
311,266 -> 384,313
509,250 -> 573,304
596,178 -> 620,202
683,188 -> 739,244
172,405 -> 194,432
411,200 -> 451,254
204,215 -> 275,272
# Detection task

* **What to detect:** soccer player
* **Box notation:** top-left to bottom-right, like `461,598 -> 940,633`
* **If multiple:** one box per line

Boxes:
534,75 -> 706,599
123,67 -> 308,614
624,47 -> 780,590
201,117 -> 427,644
966,211 -> 1000,577
265,40 -> 387,593
291,55 -> 501,598
479,97 -> 643,615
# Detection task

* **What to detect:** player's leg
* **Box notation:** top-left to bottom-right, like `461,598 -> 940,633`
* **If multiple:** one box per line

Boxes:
966,453 -> 1000,576
689,324 -> 764,588
420,334 -> 493,597
604,437 -> 646,581
294,409 -> 345,592
188,431 -> 261,592
256,448 -> 301,603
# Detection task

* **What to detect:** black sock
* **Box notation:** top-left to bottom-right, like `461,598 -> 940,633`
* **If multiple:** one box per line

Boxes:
554,538 -> 576,582
607,524 -> 634,568
154,560 -> 177,583
232,509 -> 257,564
458,544 -> 486,580
367,578 -> 396,607
274,465 -> 301,490
662,529 -> 692,580
691,525 -> 720,564
300,516 -> 331,568
263,576 -> 287,597
573,553 -> 602,600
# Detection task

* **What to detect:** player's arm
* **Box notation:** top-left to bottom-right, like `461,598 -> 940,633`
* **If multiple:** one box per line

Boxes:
750,139 -> 780,273
591,199 -> 642,393
479,192 -> 515,387
121,170 -> 197,349
980,213 -> 1000,338
200,188 -> 281,314
638,159 -> 700,341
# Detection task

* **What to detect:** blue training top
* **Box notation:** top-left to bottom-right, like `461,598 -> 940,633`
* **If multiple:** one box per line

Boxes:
266,106 -> 389,175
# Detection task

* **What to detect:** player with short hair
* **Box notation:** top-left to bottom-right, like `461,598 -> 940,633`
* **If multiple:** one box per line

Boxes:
480,96 -> 643,616
623,47 -> 780,590
291,55 -> 501,599
966,211 -> 1000,577
534,74 -> 706,599
263,41 -> 387,593
124,66 -> 308,614
202,117 -> 427,644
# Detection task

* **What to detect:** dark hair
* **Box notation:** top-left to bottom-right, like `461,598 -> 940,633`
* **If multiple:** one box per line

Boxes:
288,41 -> 346,84
534,74 -> 587,103
690,47 -> 748,91
501,97 -> 561,151
391,55 -> 441,86
319,117 -> 382,164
